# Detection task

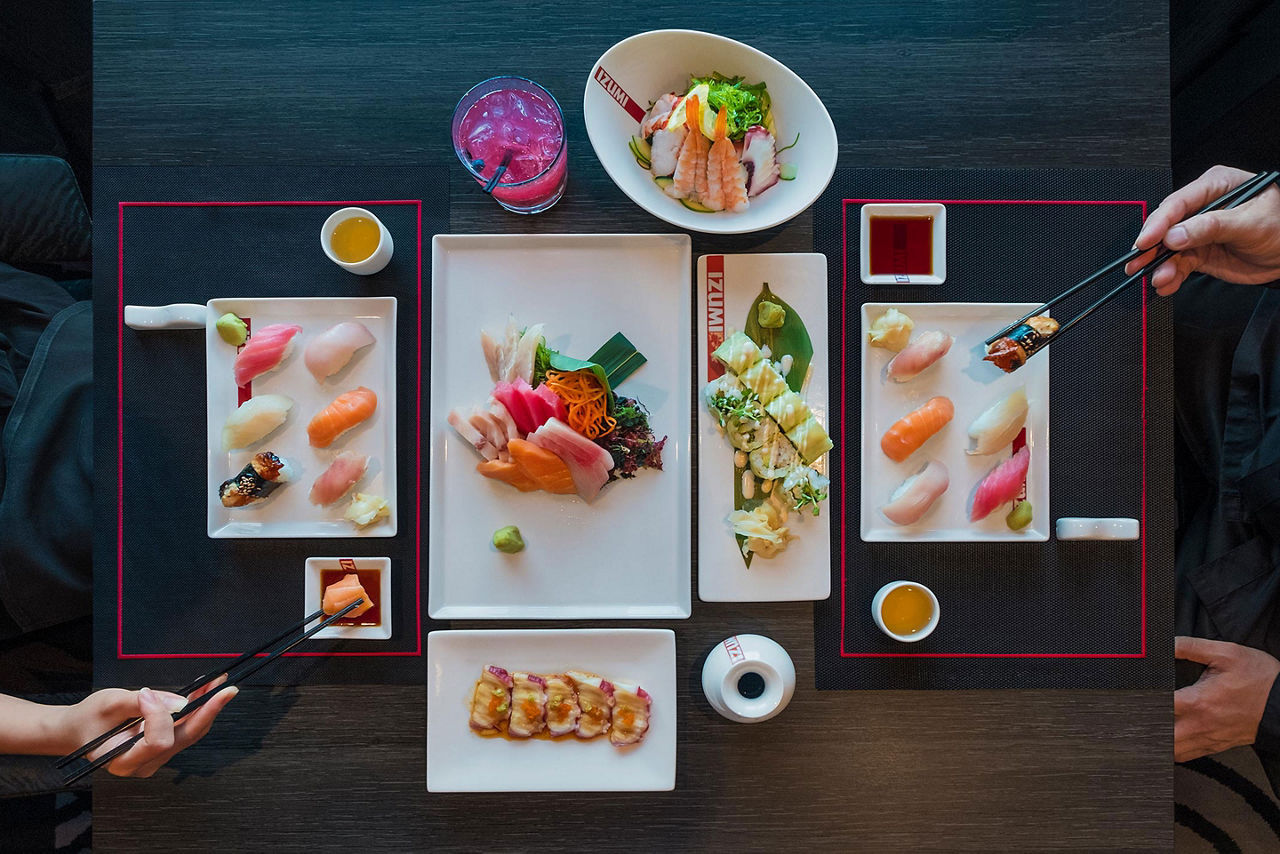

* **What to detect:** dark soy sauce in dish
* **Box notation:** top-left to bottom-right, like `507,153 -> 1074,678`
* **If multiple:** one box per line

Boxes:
869,215 -> 933,276
319,568 -> 382,626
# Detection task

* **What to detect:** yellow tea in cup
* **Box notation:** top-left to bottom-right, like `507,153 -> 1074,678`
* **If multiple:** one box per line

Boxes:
330,216 -> 381,263
881,584 -> 935,636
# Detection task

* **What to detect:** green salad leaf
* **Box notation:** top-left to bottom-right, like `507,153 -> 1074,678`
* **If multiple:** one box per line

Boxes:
690,72 -> 771,140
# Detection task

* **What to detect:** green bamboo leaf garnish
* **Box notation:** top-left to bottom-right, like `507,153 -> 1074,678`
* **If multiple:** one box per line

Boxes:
744,282 -> 813,393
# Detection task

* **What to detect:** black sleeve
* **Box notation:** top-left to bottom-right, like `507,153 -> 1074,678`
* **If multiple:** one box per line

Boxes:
1255,671 -> 1280,756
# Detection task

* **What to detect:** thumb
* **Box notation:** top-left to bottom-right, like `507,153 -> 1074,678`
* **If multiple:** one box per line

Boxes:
1164,207 -> 1248,251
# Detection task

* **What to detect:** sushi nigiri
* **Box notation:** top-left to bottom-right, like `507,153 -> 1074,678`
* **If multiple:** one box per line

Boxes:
307,386 -> 377,448
567,670 -> 613,739
881,460 -> 950,526
304,321 -> 375,382
886,330 -> 953,382
469,666 -> 513,732
606,680 -> 651,747
321,572 -> 373,618
232,323 -> 301,388
967,388 -> 1029,455
508,672 -> 548,738
309,450 -> 369,505
221,394 -> 293,450
218,451 -> 294,507
543,674 -> 581,736
880,396 -> 954,462
970,446 -> 1031,521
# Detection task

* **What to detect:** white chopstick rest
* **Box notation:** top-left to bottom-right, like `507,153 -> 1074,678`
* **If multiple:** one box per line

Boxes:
701,634 -> 796,724
1055,517 -> 1140,541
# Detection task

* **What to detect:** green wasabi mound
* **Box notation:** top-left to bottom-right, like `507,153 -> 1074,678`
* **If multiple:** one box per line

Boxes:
757,300 -> 786,329
1006,500 -> 1033,531
216,312 -> 248,346
492,525 -> 525,554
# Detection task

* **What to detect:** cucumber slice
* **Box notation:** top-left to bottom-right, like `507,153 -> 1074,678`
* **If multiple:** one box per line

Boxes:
779,162 -> 798,181
631,135 -> 652,160
653,176 -> 674,190
680,197 -> 715,213
628,138 -> 651,169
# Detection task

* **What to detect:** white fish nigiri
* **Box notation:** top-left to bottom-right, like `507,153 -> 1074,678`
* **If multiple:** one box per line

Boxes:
881,460 -> 949,525
304,321 -> 375,382
221,394 -> 293,450
967,388 -> 1029,455
308,450 -> 369,506
886,330 -> 953,382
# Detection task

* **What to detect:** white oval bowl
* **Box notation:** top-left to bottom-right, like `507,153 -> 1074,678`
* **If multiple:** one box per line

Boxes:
584,30 -> 838,235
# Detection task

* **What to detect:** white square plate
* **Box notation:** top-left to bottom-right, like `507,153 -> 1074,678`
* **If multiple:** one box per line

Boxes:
206,297 -> 397,538
303,557 -> 392,641
860,302 -> 1050,542
696,253 -> 831,601
426,629 -> 676,792
429,234 -> 692,619
859,203 -> 946,285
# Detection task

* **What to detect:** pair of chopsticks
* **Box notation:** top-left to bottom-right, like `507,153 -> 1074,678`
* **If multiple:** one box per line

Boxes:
55,599 -> 364,785
986,169 -> 1280,352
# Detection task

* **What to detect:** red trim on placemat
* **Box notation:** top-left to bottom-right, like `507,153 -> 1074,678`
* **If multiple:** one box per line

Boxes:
116,199 -> 424,660
839,197 -> 1150,659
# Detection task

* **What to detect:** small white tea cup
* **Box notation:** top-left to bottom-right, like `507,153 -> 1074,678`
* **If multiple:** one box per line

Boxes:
320,207 -> 393,275
871,580 -> 940,643
701,634 -> 796,724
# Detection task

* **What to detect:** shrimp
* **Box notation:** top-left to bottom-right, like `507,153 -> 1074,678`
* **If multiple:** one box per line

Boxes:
640,92 -> 680,138
669,95 -> 709,200
705,107 -> 749,213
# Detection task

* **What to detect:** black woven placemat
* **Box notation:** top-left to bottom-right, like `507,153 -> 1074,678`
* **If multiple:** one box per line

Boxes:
91,165 -> 448,687
814,168 -> 1173,690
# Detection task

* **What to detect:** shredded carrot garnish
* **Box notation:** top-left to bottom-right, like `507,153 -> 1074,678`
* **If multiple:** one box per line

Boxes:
545,369 -> 616,439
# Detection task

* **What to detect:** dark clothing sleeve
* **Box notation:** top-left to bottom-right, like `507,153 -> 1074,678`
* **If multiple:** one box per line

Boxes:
1255,671 -> 1280,757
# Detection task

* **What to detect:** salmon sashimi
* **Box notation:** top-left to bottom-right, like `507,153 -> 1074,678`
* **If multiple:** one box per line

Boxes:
506,438 -> 576,494
233,323 -> 301,388
880,396 -> 954,462
670,95 -> 709,200
476,458 -> 541,492
321,572 -> 373,618
705,108 -> 749,213
307,386 -> 377,448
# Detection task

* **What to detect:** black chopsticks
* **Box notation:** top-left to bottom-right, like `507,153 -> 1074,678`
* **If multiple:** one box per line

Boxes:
985,169 -> 1280,355
56,600 -> 363,785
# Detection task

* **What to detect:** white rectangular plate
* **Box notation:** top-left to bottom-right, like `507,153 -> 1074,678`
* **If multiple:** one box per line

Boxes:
426,629 -> 676,792
429,234 -> 692,619
206,296 -> 397,538
696,253 -> 831,602
860,302 -> 1049,542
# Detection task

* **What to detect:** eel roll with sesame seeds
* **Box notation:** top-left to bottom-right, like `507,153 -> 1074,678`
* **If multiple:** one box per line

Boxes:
218,451 -> 296,507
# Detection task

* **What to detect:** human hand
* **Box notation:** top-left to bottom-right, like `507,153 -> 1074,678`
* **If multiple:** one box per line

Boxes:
57,677 -> 238,777
1173,636 -> 1280,762
1126,165 -> 1280,296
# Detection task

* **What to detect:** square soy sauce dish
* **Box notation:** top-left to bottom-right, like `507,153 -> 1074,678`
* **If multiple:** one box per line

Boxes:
304,557 -> 392,640
860,202 -> 946,285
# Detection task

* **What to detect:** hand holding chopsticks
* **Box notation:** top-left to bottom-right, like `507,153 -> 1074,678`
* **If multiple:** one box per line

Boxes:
55,599 -> 364,785
984,168 -> 1280,372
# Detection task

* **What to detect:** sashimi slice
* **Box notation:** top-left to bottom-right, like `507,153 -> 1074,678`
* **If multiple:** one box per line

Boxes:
543,674 -> 581,736
488,399 -> 519,443
469,666 -> 513,732
527,418 -> 613,501
468,409 -> 508,451
606,680 -> 651,747
506,438 -> 575,494
307,386 -> 377,448
970,446 -> 1031,521
309,450 -> 369,505
448,409 -> 499,461
321,573 -> 373,618
492,380 -> 538,434
304,321 -> 376,382
531,383 -> 568,423
233,323 -> 302,387
476,459 -> 540,492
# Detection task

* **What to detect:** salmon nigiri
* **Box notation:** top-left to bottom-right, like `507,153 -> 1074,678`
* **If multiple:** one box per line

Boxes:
321,572 -> 373,618
307,386 -> 377,447
233,323 -> 302,387
880,396 -> 954,462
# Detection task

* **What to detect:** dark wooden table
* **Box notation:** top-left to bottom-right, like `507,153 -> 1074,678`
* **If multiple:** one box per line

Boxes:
93,2 -> 1172,850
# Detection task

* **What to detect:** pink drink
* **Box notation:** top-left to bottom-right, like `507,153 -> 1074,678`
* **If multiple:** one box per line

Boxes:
453,78 -> 567,213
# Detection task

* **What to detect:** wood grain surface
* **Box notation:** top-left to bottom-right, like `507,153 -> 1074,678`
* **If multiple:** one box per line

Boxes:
93,1 -> 1172,850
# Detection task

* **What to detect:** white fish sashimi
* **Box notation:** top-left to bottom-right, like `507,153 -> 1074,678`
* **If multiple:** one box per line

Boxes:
448,409 -> 498,460
886,330 -> 953,382
649,126 -> 686,177
881,460 -> 949,526
507,323 -> 543,384
488,399 -> 519,444
309,450 -> 369,505
486,316 -> 544,384
221,394 -> 293,450
480,331 -> 503,383
967,388 -> 1029,455
468,409 -> 508,452
304,321 -> 376,382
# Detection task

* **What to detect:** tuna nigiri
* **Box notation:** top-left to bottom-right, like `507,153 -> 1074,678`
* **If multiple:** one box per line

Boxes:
886,330 -> 953,383
233,323 -> 302,388
880,396 -> 954,462
307,386 -> 377,448
221,394 -> 293,450
309,450 -> 369,505
967,388 -> 1029,455
304,321 -> 375,382
970,446 -> 1031,521
321,572 -> 373,618
881,460 -> 950,525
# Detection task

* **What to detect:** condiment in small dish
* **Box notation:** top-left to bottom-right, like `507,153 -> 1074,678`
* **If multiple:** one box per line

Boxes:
320,207 -> 393,275
871,580 -> 939,642
860,203 -> 946,285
